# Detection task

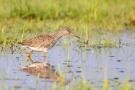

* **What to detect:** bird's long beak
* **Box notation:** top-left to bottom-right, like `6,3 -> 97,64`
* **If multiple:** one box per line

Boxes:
69,32 -> 80,39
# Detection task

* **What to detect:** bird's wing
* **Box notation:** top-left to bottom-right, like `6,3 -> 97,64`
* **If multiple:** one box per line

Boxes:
21,35 -> 55,48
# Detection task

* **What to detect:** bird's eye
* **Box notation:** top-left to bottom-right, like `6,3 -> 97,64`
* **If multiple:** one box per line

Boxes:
67,28 -> 71,32
64,28 -> 71,32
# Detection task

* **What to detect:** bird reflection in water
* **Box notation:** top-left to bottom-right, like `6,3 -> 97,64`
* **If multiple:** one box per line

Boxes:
20,57 -> 74,84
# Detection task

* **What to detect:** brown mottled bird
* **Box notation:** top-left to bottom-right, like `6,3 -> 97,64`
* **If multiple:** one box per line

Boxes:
20,28 -> 80,61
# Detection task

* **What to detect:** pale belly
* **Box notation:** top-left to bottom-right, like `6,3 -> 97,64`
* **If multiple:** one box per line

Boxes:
29,47 -> 47,52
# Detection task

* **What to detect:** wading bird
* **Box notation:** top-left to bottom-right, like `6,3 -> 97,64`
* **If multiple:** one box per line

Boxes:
20,28 -> 80,61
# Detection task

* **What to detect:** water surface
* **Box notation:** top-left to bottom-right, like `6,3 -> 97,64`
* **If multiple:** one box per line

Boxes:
0,30 -> 135,90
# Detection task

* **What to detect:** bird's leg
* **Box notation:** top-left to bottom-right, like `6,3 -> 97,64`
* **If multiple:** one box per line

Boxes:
44,52 -> 46,62
28,50 -> 33,57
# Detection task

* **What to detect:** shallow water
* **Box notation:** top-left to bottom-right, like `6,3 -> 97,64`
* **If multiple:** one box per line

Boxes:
0,30 -> 135,90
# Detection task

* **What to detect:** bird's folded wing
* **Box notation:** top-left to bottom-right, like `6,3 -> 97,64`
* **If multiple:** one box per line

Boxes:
21,35 -> 55,48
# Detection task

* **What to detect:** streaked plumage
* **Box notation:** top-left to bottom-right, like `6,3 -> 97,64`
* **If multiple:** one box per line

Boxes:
21,35 -> 55,52
20,27 -> 79,61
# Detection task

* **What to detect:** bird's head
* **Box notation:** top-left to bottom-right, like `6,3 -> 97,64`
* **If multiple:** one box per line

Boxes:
62,28 -> 80,38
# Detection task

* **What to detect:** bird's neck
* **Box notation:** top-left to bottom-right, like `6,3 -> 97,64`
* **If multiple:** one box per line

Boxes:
53,30 -> 67,40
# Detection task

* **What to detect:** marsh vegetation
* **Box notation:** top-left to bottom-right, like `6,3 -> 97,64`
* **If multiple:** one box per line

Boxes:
0,0 -> 135,90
